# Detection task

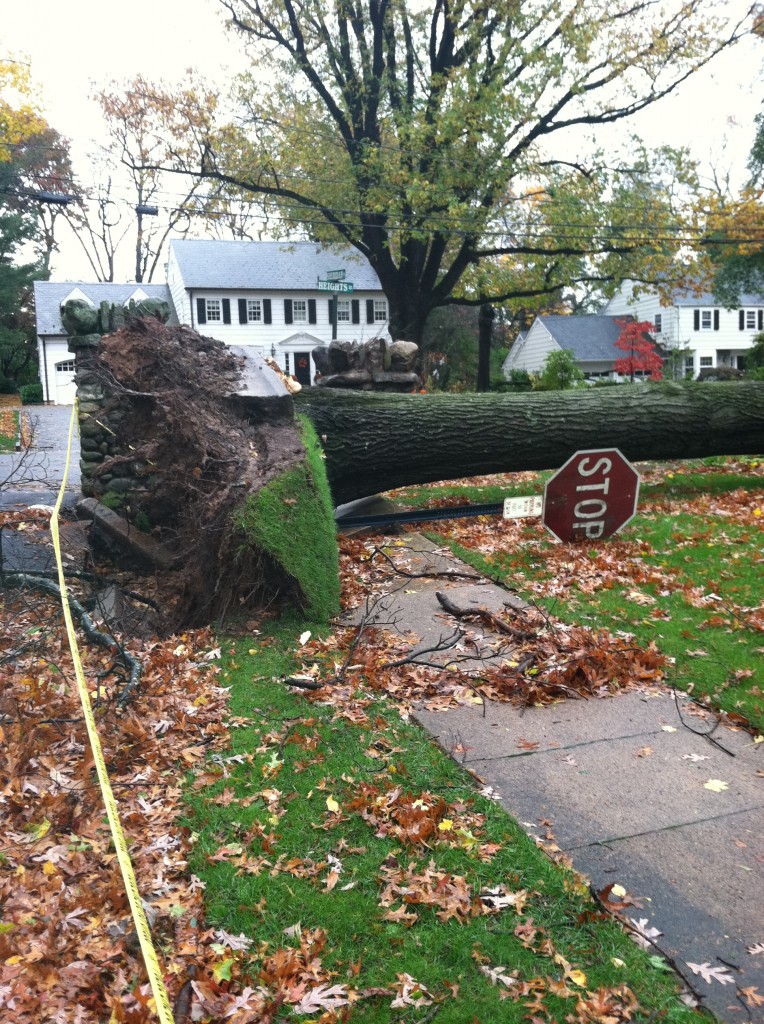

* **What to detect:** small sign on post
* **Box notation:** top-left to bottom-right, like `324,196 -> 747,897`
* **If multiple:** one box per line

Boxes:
325,269 -> 346,281
317,279 -> 354,293
503,495 -> 543,519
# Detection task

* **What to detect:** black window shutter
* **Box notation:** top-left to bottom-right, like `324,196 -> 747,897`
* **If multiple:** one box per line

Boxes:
238,299 -> 247,324
713,309 -> 720,331
263,299 -> 272,324
351,299 -> 360,324
759,310 -> 763,330
328,299 -> 335,325
222,298 -> 231,324
284,299 -> 293,325
366,299 -> 375,324
196,298 -> 206,325
308,298 -> 317,324
693,310 -> 699,331
739,310 -> 745,330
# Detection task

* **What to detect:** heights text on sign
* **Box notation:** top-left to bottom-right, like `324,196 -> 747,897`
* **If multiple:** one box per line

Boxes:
317,279 -> 354,293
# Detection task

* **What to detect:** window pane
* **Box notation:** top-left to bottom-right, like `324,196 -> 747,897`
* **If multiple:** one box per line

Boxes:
247,300 -> 262,322
293,300 -> 307,322
700,311 -> 712,329
206,299 -> 221,321
746,310 -> 756,329
373,299 -> 387,322
654,314 -> 662,332
700,356 -> 713,367
336,300 -> 350,322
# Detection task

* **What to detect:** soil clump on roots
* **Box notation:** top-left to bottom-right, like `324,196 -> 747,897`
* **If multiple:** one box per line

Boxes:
89,318 -> 306,628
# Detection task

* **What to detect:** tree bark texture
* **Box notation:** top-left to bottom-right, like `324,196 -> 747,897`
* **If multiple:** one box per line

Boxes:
296,382 -> 764,505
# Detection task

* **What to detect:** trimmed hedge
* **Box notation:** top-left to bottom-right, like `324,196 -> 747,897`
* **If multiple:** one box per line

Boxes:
19,383 -> 44,404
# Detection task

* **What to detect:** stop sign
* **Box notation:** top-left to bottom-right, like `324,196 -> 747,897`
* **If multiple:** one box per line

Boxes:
543,449 -> 640,543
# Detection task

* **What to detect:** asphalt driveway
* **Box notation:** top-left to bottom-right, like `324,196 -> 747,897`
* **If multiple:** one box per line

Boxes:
0,404 -> 81,504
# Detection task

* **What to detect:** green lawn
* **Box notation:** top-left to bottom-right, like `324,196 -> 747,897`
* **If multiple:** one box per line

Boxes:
392,457 -> 764,730
0,409 -> 18,452
184,620 -> 706,1022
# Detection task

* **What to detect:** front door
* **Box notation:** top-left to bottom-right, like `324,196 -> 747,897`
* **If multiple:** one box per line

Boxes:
294,351 -> 312,386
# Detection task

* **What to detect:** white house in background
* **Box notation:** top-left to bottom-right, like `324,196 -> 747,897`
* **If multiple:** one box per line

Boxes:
503,314 -> 639,380
603,280 -> 764,378
166,239 -> 389,385
34,240 -> 390,404
33,281 -> 173,404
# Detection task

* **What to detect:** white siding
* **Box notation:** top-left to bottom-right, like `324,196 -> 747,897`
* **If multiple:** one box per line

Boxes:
504,321 -> 560,373
37,338 -> 71,404
183,291 -> 390,375
604,282 -> 761,376
167,248 -> 191,327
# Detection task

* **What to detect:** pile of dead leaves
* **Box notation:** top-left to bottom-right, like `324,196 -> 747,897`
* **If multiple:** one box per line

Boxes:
0,579 -> 346,1022
310,536 -> 669,714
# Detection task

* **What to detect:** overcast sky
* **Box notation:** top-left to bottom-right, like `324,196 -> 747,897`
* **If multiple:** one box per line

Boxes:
2,0 -> 762,280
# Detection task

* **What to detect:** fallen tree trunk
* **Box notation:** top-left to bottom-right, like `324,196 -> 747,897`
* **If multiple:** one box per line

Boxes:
296,381 -> 764,505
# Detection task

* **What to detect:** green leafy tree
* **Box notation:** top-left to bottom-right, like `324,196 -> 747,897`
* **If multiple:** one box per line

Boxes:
535,349 -> 584,391
745,331 -> 764,380
153,0 -> 745,344
0,61 -> 63,386
0,163 -> 45,386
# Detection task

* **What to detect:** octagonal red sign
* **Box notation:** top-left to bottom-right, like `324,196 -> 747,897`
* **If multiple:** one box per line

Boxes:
543,448 -> 640,543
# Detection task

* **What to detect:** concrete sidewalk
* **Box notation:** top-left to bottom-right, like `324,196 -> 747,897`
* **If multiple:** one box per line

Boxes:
362,535 -> 764,1023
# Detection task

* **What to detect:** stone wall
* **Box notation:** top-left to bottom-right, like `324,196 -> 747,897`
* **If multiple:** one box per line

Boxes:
65,297 -> 171,508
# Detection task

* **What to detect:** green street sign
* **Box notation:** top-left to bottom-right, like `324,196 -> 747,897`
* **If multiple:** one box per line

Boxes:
318,279 -> 354,293
325,269 -> 346,281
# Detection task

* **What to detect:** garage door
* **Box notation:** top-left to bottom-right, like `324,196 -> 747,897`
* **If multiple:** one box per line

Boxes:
55,360 -> 77,404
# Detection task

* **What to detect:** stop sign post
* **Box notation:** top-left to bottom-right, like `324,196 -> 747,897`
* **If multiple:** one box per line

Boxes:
542,448 -> 640,543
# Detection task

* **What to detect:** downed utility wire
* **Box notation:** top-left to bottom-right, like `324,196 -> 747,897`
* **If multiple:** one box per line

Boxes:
3,572 -> 142,706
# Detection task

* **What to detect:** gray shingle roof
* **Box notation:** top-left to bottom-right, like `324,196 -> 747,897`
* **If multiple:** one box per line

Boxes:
169,239 -> 383,291
672,287 -> 764,307
34,281 -> 174,336
539,314 -> 627,362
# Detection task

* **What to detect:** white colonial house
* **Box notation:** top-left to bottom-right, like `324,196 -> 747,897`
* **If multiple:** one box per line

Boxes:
603,281 -> 764,378
503,314 -> 639,380
34,240 -> 390,403
33,282 -> 173,405
166,239 -> 389,385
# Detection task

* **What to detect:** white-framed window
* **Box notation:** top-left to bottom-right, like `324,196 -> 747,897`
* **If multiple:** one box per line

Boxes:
336,299 -> 351,323
700,356 -> 713,368
206,298 -> 222,322
700,310 -> 713,330
685,353 -> 695,376
284,352 -> 291,374
745,309 -> 758,330
654,313 -> 662,333
373,299 -> 387,322
247,299 -> 262,322
56,360 -> 76,373
292,299 -> 308,323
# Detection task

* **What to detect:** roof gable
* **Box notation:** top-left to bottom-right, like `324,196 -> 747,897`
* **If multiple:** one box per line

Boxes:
34,281 -> 174,336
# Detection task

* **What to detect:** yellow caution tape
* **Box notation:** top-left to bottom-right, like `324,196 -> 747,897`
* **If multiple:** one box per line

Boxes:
50,401 -> 175,1024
